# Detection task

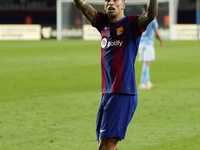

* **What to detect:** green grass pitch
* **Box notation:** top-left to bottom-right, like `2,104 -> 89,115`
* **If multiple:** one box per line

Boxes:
0,39 -> 200,150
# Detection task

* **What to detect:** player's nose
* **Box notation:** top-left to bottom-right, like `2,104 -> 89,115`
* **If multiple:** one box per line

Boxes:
108,0 -> 114,5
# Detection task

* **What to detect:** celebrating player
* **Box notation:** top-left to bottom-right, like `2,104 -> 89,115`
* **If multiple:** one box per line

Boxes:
73,0 -> 158,149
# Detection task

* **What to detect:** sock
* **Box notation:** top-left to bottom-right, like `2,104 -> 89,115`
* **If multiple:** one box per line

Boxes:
140,65 -> 147,84
145,65 -> 150,83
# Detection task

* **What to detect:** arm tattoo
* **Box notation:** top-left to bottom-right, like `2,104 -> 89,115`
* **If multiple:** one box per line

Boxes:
81,3 -> 97,24
138,13 -> 149,30
138,0 -> 158,29
74,0 -> 97,24
147,0 -> 158,19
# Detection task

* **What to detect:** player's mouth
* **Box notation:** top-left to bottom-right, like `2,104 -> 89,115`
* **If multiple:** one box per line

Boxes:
108,7 -> 115,13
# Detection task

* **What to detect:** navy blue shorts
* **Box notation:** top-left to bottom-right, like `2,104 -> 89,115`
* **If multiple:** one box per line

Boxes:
96,93 -> 138,141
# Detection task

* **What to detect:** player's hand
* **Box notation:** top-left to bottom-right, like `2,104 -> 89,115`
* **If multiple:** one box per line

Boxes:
160,41 -> 164,48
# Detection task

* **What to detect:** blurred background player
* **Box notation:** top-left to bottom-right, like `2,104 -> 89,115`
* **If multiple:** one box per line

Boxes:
138,5 -> 164,90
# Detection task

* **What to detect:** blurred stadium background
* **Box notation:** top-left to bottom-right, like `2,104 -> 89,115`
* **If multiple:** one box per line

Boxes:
0,0 -> 199,40
0,1 -> 200,150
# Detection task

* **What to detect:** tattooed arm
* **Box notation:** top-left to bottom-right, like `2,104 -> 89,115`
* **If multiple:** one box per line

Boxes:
138,0 -> 158,29
74,0 -> 97,24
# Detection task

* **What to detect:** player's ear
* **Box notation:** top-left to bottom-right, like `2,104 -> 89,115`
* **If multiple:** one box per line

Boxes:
121,2 -> 126,10
104,2 -> 107,11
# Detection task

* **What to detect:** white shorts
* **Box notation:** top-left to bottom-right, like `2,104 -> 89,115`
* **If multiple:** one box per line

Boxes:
138,43 -> 155,62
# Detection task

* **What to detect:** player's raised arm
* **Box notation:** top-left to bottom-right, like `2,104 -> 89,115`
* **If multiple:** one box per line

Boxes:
73,0 -> 97,24
154,29 -> 164,47
138,0 -> 158,29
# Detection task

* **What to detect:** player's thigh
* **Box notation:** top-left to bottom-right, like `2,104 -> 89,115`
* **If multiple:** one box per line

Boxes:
100,94 -> 138,140
138,44 -> 146,62
96,95 -> 106,141
149,45 -> 155,60
144,45 -> 155,62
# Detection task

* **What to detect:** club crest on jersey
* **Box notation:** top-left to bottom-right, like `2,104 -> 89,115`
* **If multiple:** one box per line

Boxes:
116,26 -> 124,35
101,38 -> 107,48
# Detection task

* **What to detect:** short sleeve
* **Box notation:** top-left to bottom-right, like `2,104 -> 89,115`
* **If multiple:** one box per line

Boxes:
152,19 -> 159,29
127,15 -> 146,37
92,11 -> 108,33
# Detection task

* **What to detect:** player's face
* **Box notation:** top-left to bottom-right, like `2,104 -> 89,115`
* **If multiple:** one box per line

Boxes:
104,0 -> 126,17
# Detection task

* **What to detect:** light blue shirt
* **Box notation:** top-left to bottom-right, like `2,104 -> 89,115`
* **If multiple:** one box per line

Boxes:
140,19 -> 159,46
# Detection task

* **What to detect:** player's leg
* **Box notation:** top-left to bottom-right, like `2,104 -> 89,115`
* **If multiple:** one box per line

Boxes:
144,62 -> 150,83
140,45 -> 155,89
139,63 -> 147,88
138,44 -> 149,89
140,62 -> 152,89
144,45 -> 155,88
96,95 -> 119,150
98,136 -> 119,150
96,94 -> 138,150
144,62 -> 153,88
146,45 -> 155,88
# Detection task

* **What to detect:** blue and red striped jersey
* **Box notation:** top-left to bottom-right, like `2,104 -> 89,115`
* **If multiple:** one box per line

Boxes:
92,12 -> 145,95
